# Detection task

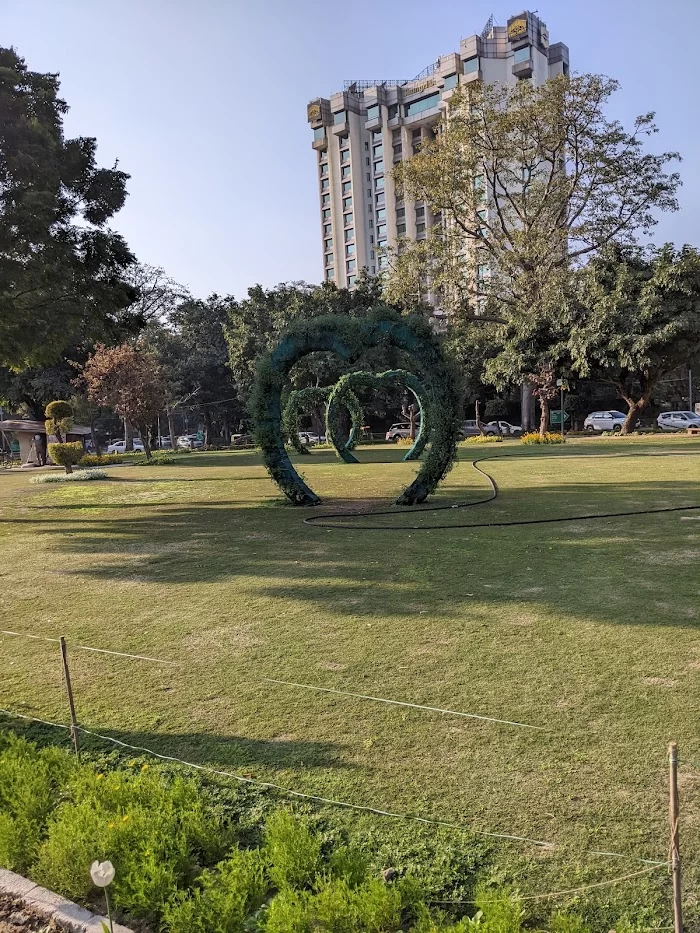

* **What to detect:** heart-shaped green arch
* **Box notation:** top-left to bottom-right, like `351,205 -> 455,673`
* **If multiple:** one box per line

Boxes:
250,308 -> 459,506
326,370 -> 429,464
283,385 -> 364,456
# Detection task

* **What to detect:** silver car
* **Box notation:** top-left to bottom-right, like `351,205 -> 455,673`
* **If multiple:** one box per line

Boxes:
657,411 -> 700,432
583,410 -> 627,432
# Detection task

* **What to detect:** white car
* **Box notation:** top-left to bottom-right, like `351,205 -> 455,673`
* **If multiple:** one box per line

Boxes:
657,411 -> 700,432
486,420 -> 522,437
298,432 -> 325,445
583,410 -> 627,432
176,434 -> 204,449
106,440 -> 144,453
386,423 -> 413,441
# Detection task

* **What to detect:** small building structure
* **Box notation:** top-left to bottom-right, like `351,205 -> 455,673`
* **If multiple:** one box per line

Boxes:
0,419 -> 92,467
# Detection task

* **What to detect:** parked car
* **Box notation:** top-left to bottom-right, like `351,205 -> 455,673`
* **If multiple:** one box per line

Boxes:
176,434 -> 204,449
231,433 -> 254,447
386,423 -> 414,441
486,420 -> 522,437
298,432 -> 325,445
106,439 -> 144,453
583,411 -> 628,433
457,420 -> 481,439
157,436 -> 173,449
657,410 -> 700,432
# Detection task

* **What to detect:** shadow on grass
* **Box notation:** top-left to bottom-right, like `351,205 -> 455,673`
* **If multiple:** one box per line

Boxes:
0,713 -> 352,773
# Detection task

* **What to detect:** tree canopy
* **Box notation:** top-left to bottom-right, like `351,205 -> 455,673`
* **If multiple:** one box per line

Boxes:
0,47 -> 139,370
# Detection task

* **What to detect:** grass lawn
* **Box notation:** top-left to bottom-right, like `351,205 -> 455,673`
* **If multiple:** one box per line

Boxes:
1,436 -> 700,926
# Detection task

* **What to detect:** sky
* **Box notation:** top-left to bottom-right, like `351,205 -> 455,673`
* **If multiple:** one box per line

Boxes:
4,0 -> 699,300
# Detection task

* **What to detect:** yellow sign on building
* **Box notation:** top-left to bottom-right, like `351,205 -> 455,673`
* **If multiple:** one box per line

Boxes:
307,102 -> 322,123
508,18 -> 527,39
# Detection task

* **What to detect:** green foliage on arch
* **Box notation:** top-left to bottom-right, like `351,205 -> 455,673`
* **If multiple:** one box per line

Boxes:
282,387 -> 331,455
250,307 -> 459,506
326,370 -> 429,464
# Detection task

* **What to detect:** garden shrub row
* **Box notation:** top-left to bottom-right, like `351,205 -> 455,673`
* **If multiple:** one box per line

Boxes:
0,731 -> 660,932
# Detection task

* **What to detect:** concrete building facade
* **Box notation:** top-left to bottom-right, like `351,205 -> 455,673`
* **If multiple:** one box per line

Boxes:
307,10 -> 569,317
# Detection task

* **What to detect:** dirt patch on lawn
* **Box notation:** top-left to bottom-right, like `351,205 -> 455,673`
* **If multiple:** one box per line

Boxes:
0,892 -> 69,932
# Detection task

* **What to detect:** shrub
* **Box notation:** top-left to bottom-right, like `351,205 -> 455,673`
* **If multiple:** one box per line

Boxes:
44,400 -> 74,441
463,435 -> 503,444
162,848 -> 268,933
35,765 -> 230,921
264,810 -> 322,890
134,452 -> 175,466
30,469 -> 107,484
0,734 -> 74,874
79,453 -> 128,466
47,441 -> 84,474
520,432 -> 564,445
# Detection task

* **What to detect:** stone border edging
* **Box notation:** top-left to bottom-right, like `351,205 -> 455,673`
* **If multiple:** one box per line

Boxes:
0,868 -> 133,932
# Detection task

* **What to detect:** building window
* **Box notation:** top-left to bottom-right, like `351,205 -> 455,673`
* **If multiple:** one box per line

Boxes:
416,222 -> 426,234
342,181 -> 352,194
364,141 -> 369,150
313,126 -> 325,141
347,259 -> 356,272
343,196 -> 352,209
477,263 -> 488,281
345,244 -> 355,256
321,178 -> 329,191
377,223 -> 387,238
388,104 -> 399,119
366,173 -> 371,182
376,207 -> 386,221
325,253 -> 333,266
341,165 -> 351,179
412,128 -> 421,140
415,205 -> 425,218
373,144 -> 384,158
369,219 -> 373,229
477,209 -> 487,221
345,228 -> 354,242
367,188 -> 372,198
372,129 -> 382,143
320,162 -> 328,176
370,234 -> 374,243
393,144 -> 402,157
322,208 -> 331,220
366,104 -> 379,121
343,212 -> 353,226
326,268 -> 334,280
374,159 -> 385,174
324,237 -> 332,251
340,149 -> 350,163
474,174 -> 484,191
322,194 -> 330,206
378,255 -> 388,270
319,150 -> 327,162
374,176 -> 385,191
396,206 -> 406,219
378,238 -> 387,247
513,46 -> 530,64
348,275 -> 356,286
366,156 -> 370,166
563,61 -> 569,76
376,192 -> 385,206
323,223 -> 332,236
464,56 -> 479,74
405,93 -> 440,117
397,223 -> 406,234
443,73 -> 459,90
334,110 -> 346,124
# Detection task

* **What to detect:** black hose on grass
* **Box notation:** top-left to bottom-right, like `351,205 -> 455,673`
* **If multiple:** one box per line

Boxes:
303,453 -> 700,531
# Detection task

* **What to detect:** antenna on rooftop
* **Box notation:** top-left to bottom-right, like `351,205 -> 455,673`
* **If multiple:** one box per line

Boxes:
481,14 -> 495,39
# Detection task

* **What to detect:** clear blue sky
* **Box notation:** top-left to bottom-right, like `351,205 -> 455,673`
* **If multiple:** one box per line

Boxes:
4,0 -> 698,299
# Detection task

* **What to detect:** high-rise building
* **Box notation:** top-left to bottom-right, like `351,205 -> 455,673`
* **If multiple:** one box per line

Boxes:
307,10 -> 569,309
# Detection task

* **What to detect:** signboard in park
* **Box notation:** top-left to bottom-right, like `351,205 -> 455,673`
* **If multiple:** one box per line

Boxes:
550,411 -> 570,425
197,430 -> 204,442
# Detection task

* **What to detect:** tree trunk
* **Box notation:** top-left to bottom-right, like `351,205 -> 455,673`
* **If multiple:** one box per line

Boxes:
167,409 -> 177,451
620,391 -> 651,435
409,405 -> 417,440
539,397 -> 549,436
520,382 -> 533,433
222,413 -> 231,445
204,409 -> 214,446
124,419 -> 134,451
137,422 -> 152,459
64,462 -> 73,474
475,400 -> 485,435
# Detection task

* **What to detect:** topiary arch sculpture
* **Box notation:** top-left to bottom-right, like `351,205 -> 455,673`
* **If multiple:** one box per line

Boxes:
250,308 -> 459,506
283,385 -> 364,456
326,370 -> 429,464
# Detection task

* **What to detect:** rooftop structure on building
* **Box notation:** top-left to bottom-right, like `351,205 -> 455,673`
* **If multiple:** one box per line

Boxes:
307,10 -> 569,320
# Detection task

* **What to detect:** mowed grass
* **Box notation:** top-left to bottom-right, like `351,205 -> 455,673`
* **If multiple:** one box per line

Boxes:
1,436 -> 700,921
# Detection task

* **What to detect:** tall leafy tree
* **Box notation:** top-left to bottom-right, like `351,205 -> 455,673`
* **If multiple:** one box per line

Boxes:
0,47 -> 139,370
387,74 -> 681,431
83,343 -> 166,459
569,244 -> 700,433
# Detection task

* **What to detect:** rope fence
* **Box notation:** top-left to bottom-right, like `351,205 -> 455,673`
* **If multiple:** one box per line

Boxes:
0,627 -> 686,927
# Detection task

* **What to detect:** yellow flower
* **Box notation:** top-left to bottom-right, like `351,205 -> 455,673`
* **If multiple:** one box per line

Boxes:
121,814 -> 130,823
108,822 -> 115,830
96,774 -> 105,781
140,764 -> 149,772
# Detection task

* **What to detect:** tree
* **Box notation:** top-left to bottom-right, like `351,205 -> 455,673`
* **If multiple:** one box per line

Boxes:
388,74 -> 681,432
44,399 -> 73,443
47,441 -> 83,474
0,47 -> 139,370
83,344 -> 166,459
569,244 -> 700,433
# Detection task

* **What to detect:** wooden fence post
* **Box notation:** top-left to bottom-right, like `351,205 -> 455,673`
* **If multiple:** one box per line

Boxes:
59,636 -> 79,759
669,741 -> 682,933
